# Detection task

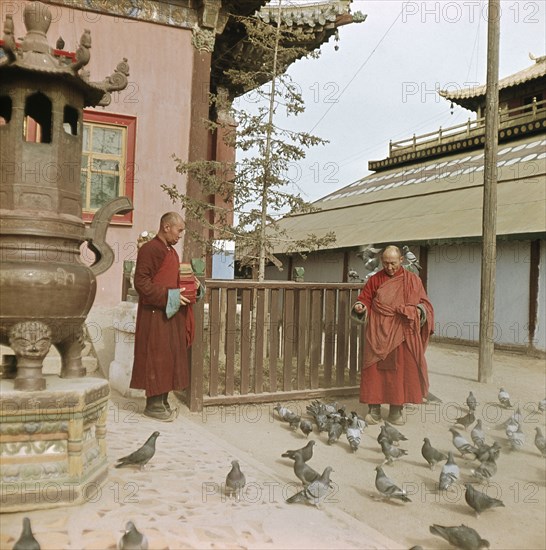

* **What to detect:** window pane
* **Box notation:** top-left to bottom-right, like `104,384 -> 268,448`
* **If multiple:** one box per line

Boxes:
81,171 -> 88,204
92,158 -> 119,172
92,127 -> 122,155
81,154 -> 88,169
90,172 -> 119,209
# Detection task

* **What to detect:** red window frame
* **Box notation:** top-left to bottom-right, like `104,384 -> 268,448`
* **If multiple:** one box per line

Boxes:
82,109 -> 137,225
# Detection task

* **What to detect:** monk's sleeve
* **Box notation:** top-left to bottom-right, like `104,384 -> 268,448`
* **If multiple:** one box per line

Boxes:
134,244 -> 169,308
417,279 -> 434,336
350,278 -> 376,324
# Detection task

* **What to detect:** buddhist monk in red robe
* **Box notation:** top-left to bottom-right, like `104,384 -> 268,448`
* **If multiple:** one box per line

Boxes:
130,212 -> 200,421
351,245 -> 434,425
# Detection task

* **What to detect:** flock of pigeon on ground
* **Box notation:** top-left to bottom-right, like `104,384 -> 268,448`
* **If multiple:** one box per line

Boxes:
11,391 -> 546,550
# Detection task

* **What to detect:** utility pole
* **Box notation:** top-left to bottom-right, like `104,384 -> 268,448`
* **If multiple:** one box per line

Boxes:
478,0 -> 500,383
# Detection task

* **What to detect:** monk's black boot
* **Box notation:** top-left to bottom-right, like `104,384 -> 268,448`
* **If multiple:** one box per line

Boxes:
161,393 -> 171,412
387,405 -> 405,426
365,404 -> 381,425
144,395 -> 174,422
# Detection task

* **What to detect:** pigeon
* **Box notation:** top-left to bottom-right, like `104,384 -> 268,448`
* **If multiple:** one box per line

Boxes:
504,416 -> 519,437
374,466 -> 411,502
424,391 -> 443,404
539,398 -> 546,413
464,483 -> 505,516
498,388 -> 512,408
421,437 -> 447,470
402,245 -> 421,270
55,36 -> 65,50
430,524 -> 490,549
285,411 -> 301,430
508,426 -> 525,451
475,441 -> 501,463
383,421 -> 408,444
115,431 -> 160,470
471,459 -> 497,481
534,427 -> 546,457
118,521 -> 148,550
281,440 -> 315,462
350,411 -> 367,431
327,420 -> 343,445
380,438 -> 408,465
286,466 -> 333,507
299,419 -> 313,437
377,425 -> 393,446
439,451 -> 460,490
274,403 -> 294,422
470,420 -> 486,447
346,414 -> 363,452
293,453 -> 320,486
466,391 -> 477,412
225,460 -> 246,501
449,428 -> 478,458
455,411 -> 475,430
12,517 -> 40,550
348,268 -> 362,281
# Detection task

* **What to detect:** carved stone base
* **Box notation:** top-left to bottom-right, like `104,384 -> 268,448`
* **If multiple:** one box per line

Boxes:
0,376 -> 109,512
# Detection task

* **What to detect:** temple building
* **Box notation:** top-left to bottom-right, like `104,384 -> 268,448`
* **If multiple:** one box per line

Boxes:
1,0 -> 364,369
266,56 -> 546,353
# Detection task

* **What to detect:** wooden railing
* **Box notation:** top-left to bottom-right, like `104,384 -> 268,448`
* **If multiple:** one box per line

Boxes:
389,97 -> 546,156
188,281 -> 364,411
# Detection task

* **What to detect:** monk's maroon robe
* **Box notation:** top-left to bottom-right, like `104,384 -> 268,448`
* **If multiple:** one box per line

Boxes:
356,267 -> 434,405
130,237 -> 189,396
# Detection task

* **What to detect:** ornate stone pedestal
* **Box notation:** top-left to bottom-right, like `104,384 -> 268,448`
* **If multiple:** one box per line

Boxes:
0,376 -> 109,512
109,301 -> 143,399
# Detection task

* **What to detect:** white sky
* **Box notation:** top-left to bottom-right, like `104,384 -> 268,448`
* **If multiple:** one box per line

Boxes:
240,0 -> 546,204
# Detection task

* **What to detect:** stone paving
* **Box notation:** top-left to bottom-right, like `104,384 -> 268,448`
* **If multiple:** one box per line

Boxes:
0,391 -> 401,550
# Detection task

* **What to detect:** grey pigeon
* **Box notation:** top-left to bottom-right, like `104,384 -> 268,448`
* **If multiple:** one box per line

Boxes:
475,441 -> 501,463
402,245 -> 421,270
118,521 -> 148,550
498,387 -> 512,408
439,451 -> 460,490
466,391 -> 477,412
508,426 -> 525,451
299,419 -> 313,437
377,425 -> 393,446
225,460 -> 246,501
430,524 -> 490,549
55,36 -> 65,50
449,428 -> 478,458
281,440 -> 315,462
374,466 -> 411,502
504,416 -> 519,437
274,403 -> 294,422
286,466 -> 333,507
454,411 -> 475,430
115,431 -> 160,470
470,420 -> 486,447
13,517 -> 40,550
424,391 -> 443,403
327,420 -> 343,445
293,453 -> 320,486
286,411 -> 301,430
384,421 -> 408,444
380,438 -> 408,465
350,411 -> 367,431
346,414 -> 364,452
534,427 -> 546,457
421,437 -> 447,470
471,459 -> 497,481
539,398 -> 546,413
464,483 -> 505,516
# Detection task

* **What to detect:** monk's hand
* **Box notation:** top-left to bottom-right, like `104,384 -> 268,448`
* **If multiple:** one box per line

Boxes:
353,302 -> 365,314
180,288 -> 190,306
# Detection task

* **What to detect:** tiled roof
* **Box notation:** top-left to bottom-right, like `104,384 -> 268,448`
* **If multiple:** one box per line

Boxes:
440,55 -> 546,100
270,135 -> 546,251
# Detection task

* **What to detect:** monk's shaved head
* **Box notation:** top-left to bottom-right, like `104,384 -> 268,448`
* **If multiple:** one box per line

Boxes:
381,245 -> 403,276
382,245 -> 402,259
160,211 -> 183,228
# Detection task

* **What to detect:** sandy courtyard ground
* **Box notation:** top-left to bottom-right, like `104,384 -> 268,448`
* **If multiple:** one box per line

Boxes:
183,342 -> 546,549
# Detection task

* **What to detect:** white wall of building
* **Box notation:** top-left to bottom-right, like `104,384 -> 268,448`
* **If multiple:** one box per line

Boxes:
428,241 -> 536,348
535,240 -> 546,351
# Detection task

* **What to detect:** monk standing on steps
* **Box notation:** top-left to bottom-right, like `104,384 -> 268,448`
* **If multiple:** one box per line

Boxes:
351,245 -> 434,425
130,212 -> 203,421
